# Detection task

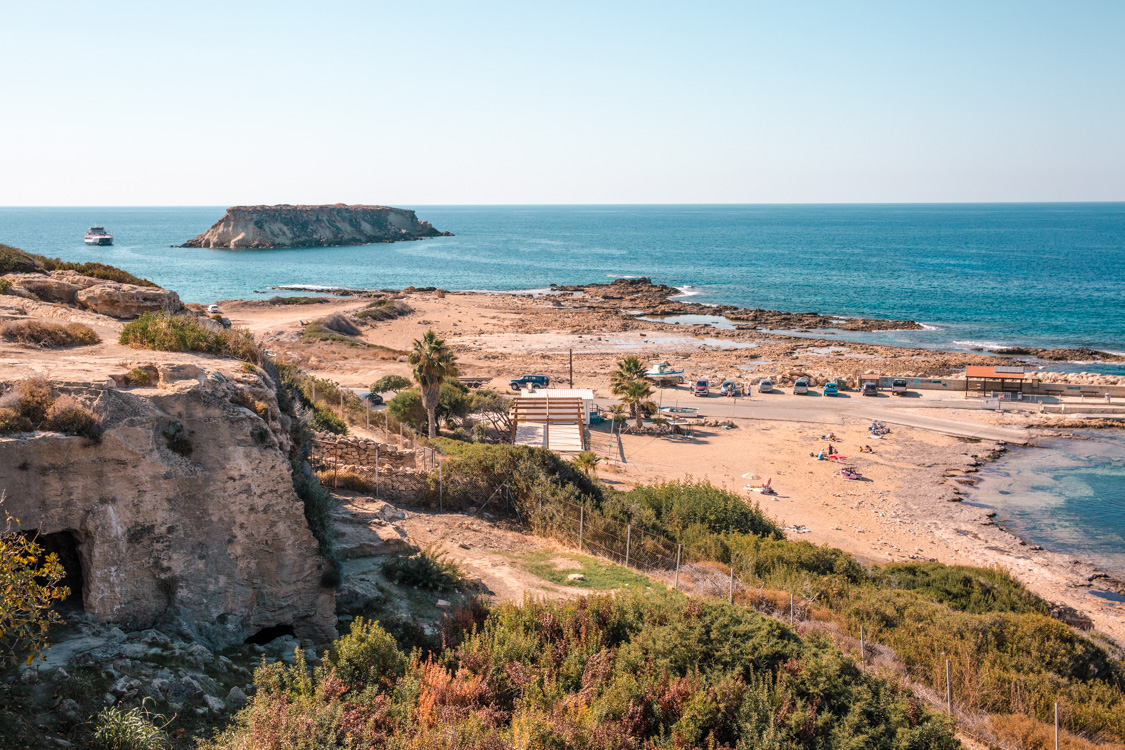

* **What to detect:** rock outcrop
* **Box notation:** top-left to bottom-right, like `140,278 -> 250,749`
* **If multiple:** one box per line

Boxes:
0,370 -> 336,648
181,204 -> 453,250
2,270 -> 182,319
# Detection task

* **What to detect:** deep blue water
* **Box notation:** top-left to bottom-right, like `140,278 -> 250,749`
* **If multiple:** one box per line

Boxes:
966,432 -> 1125,579
1,205 -> 1123,362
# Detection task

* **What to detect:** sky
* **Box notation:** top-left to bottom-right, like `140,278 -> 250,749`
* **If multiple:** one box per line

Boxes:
2,1 -> 1123,205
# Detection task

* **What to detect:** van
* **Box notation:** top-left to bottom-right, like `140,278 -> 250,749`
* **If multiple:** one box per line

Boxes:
692,378 -> 709,397
207,304 -> 220,314
892,378 -> 908,395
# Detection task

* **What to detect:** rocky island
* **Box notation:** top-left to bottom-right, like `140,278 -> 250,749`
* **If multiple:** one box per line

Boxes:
181,203 -> 452,250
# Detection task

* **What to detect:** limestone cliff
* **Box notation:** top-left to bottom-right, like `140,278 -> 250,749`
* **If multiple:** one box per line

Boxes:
0,367 -> 336,648
181,204 -> 452,250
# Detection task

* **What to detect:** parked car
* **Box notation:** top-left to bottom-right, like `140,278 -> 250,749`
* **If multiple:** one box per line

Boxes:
719,380 -> 743,397
892,378 -> 909,395
793,378 -> 809,395
823,381 -> 839,397
510,374 -> 550,391
692,378 -> 710,397
207,304 -> 220,314
758,378 -> 774,393
365,392 -> 384,405
861,382 -> 878,397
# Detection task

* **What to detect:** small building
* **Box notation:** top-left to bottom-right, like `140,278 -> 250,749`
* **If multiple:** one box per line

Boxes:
964,365 -> 1034,397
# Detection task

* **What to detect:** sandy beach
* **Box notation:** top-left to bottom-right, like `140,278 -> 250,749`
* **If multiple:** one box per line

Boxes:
213,286 -> 1125,646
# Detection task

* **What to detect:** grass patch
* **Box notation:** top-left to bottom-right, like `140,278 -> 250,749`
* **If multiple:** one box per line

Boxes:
354,297 -> 411,322
266,295 -> 333,305
382,545 -> 466,592
0,320 -> 100,348
515,549 -> 657,590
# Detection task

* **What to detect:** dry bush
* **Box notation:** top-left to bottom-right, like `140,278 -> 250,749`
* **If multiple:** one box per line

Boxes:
988,713 -> 1115,750
316,469 -> 377,495
44,396 -> 102,439
1,320 -> 100,348
0,406 -> 32,433
15,377 -> 55,424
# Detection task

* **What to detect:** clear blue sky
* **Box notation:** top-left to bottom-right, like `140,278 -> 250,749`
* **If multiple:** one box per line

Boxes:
3,1 -> 1123,205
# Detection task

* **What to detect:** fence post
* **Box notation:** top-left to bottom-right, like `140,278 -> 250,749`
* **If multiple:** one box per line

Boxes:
1055,701 -> 1059,750
579,507 -> 584,552
674,544 -> 681,590
625,525 -> 631,567
789,592 -> 794,624
728,565 -> 734,603
439,462 -> 443,512
860,625 -> 865,672
333,440 -> 339,489
946,659 -> 953,716
375,447 -> 379,497
365,400 -> 369,430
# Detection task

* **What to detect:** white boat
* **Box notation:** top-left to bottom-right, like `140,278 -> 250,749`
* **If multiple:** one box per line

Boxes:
84,226 -> 114,245
645,361 -> 684,384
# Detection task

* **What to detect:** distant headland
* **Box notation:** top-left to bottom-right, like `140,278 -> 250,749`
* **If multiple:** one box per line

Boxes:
180,203 -> 452,250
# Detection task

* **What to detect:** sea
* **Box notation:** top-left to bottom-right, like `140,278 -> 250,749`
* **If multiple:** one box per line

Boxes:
2,203 -> 1124,570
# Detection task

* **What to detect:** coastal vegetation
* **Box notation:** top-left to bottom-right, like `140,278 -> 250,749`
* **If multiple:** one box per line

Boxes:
0,509 -> 69,668
120,312 -> 264,365
370,374 -> 413,394
0,243 -> 158,287
0,320 -> 100,348
206,592 -> 959,749
610,355 -> 655,428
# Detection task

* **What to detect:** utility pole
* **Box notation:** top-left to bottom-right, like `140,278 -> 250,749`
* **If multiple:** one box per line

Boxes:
569,348 -> 573,388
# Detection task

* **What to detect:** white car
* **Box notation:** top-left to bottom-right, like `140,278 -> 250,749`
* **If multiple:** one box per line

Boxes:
793,378 -> 809,395
207,304 -> 220,314
758,378 -> 773,393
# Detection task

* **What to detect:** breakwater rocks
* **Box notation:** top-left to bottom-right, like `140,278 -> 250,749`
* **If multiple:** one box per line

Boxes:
552,277 -> 921,332
181,204 -> 453,250
1035,371 -> 1125,386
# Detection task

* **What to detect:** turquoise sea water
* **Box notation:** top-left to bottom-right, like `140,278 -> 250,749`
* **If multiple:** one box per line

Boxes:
1,204 -> 1123,364
965,432 -> 1125,580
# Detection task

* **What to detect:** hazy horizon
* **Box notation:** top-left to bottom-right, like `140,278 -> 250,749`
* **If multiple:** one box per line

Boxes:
4,1 -> 1123,206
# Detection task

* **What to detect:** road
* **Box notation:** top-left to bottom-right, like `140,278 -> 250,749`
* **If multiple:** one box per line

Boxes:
597,388 -> 1031,444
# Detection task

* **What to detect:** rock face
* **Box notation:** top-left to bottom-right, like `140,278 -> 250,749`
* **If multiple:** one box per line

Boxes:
181,204 -> 453,250
0,372 -> 336,648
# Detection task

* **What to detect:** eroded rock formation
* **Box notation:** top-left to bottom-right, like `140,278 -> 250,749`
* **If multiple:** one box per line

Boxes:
181,204 -> 453,250
2,270 -> 182,319
0,369 -> 336,648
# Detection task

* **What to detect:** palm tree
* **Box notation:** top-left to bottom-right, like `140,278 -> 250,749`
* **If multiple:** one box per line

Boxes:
610,355 -> 651,425
620,379 -> 654,429
408,329 -> 459,438
573,451 -> 602,479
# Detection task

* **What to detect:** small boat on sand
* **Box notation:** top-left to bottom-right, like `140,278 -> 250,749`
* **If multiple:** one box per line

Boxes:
645,361 -> 685,385
84,226 -> 114,245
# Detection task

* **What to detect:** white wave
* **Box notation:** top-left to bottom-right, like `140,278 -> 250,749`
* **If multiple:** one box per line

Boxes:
670,285 -> 701,299
605,274 -> 639,279
919,323 -> 942,331
953,340 -> 1009,350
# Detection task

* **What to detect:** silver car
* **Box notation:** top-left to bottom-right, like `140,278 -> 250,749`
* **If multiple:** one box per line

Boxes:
793,378 -> 809,395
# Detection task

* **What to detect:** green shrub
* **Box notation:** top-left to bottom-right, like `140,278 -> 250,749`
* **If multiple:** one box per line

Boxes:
293,474 -> 337,558
382,546 -> 465,591
0,320 -> 100,348
328,617 -> 407,690
612,478 -> 783,541
311,404 -> 347,434
877,562 -> 1049,615
266,295 -> 330,305
371,374 -> 413,394
0,278 -> 13,295
354,297 -> 409,321
120,312 -> 265,365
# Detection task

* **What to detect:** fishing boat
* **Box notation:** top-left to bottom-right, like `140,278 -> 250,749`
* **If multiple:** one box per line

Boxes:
84,226 -> 114,245
645,361 -> 685,385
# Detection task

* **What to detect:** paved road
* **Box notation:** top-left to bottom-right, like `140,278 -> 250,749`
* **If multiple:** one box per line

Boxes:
597,389 -> 1031,444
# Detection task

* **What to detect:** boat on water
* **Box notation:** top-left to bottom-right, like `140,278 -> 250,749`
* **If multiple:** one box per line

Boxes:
645,361 -> 685,384
84,226 -> 114,246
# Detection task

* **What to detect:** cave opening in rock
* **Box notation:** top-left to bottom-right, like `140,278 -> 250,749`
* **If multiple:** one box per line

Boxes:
33,530 -> 85,613
244,624 -> 295,645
